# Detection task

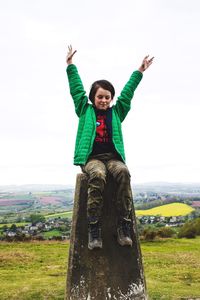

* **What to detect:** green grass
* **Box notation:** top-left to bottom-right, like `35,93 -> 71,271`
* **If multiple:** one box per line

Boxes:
0,241 -> 69,300
0,222 -> 29,228
42,229 -> 62,238
0,238 -> 200,299
136,202 -> 194,217
142,238 -> 200,299
45,211 -> 73,219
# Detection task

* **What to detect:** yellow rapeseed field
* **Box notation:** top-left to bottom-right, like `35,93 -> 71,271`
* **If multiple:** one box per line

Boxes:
136,202 -> 194,217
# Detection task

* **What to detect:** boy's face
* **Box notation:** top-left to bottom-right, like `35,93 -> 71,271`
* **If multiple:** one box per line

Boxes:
94,87 -> 113,110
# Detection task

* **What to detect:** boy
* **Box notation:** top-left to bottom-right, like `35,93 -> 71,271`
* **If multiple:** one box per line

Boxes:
66,46 -> 153,250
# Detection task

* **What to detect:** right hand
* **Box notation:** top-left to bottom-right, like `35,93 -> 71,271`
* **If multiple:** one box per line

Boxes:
66,45 -> 77,65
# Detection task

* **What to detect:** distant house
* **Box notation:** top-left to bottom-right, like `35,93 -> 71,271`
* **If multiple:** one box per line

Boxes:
24,225 -> 31,230
21,230 -> 29,234
169,216 -> 177,223
7,231 -> 16,237
61,235 -> 68,240
30,226 -> 38,231
54,223 -> 60,228
36,222 -> 44,229
44,224 -> 52,230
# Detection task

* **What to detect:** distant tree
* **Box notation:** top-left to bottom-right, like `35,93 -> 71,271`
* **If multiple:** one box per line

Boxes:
15,232 -> 26,241
193,218 -> 200,235
10,224 -> 17,232
178,222 -> 196,239
16,216 -> 23,223
2,225 -> 8,232
29,214 -> 45,225
2,218 -> 8,224
157,227 -> 176,238
35,234 -> 45,241
136,219 -> 144,236
142,227 -> 157,241
53,236 -> 62,241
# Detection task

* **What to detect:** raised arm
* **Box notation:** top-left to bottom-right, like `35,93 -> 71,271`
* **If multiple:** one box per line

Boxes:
114,55 -> 154,122
66,46 -> 88,117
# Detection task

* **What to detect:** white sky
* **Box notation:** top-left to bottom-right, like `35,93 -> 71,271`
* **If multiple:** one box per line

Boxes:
0,0 -> 200,185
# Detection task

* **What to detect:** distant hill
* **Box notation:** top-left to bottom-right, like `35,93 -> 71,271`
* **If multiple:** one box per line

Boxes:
0,184 -> 73,192
133,182 -> 200,194
1,182 -> 200,193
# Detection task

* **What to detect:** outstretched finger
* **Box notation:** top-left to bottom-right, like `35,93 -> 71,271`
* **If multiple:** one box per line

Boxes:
72,50 -> 77,56
69,50 -> 77,59
148,56 -> 154,62
68,45 -> 72,52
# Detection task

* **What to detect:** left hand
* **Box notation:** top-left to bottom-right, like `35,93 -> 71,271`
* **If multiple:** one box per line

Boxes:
138,55 -> 154,72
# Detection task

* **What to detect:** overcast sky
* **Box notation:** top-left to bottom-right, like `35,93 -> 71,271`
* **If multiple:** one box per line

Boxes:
0,0 -> 200,185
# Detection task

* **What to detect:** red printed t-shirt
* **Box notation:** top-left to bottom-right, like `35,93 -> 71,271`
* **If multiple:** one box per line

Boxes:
91,107 -> 117,155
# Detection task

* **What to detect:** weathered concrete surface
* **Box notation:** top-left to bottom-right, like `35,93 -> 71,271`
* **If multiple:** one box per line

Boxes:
65,173 -> 147,300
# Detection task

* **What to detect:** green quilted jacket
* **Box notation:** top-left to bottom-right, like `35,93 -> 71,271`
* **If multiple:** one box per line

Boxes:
66,64 -> 143,165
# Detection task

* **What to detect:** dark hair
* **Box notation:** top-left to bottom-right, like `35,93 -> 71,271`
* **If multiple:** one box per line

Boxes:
89,80 -> 115,104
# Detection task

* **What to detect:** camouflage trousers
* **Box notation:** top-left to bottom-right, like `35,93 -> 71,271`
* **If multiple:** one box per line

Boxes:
82,153 -> 133,221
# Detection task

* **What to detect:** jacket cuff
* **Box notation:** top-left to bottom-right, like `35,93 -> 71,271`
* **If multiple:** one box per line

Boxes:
66,64 -> 77,74
133,70 -> 143,79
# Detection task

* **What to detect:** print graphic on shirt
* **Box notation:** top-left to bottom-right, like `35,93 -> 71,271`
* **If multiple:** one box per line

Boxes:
95,115 -> 109,143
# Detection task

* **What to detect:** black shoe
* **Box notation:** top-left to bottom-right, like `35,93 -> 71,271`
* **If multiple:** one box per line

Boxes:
88,219 -> 103,250
117,218 -> 133,247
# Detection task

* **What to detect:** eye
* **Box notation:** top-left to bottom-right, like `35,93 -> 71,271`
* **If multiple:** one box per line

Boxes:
97,95 -> 103,99
105,96 -> 111,100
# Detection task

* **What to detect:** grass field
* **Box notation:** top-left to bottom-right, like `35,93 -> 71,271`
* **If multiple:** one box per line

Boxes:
0,241 -> 69,300
42,229 -> 62,239
0,222 -> 29,228
45,211 -> 73,219
0,238 -> 200,299
136,202 -> 194,217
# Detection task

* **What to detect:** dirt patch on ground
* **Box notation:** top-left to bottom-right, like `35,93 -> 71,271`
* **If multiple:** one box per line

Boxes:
0,250 -> 36,266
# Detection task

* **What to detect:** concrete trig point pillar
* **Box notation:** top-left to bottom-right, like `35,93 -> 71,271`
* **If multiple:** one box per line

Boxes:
65,173 -> 147,300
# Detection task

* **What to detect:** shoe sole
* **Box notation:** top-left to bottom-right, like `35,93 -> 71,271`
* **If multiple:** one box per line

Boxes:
88,240 -> 103,250
117,237 -> 132,247
117,230 -> 133,247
